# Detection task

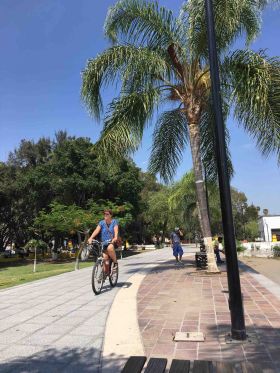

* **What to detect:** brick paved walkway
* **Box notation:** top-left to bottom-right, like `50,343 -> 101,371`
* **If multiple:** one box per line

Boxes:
137,258 -> 280,372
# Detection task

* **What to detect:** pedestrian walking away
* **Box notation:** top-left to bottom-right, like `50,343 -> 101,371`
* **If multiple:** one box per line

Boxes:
214,236 -> 225,264
170,227 -> 184,265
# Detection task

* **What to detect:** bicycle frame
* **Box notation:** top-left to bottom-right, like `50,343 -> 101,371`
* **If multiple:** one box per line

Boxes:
91,239 -> 118,295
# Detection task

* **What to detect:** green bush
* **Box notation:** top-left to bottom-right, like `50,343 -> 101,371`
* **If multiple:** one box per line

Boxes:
24,239 -> 48,252
273,246 -> 280,257
236,240 -> 246,252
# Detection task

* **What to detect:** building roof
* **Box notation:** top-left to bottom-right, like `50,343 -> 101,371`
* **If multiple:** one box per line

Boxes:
258,215 -> 280,219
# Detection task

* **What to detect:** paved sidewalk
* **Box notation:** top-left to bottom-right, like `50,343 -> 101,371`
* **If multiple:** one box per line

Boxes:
137,258 -> 280,372
0,248 -> 174,372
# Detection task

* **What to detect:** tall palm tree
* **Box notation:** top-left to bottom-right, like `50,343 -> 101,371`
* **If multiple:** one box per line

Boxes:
81,0 -> 280,271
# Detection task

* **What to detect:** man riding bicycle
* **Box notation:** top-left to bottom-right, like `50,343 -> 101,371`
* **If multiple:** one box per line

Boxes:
88,209 -> 118,273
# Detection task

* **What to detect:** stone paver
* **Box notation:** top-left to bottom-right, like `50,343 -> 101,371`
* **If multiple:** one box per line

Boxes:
0,247 -> 176,372
137,258 -> 280,372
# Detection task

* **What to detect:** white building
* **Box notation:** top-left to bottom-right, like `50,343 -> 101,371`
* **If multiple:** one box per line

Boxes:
258,215 -> 280,242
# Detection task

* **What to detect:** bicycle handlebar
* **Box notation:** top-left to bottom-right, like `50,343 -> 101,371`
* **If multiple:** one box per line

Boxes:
90,239 -> 112,245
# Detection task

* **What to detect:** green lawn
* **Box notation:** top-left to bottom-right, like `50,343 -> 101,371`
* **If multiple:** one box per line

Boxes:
0,260 -> 93,290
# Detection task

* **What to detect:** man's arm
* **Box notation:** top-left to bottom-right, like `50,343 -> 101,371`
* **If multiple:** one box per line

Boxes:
88,225 -> 101,244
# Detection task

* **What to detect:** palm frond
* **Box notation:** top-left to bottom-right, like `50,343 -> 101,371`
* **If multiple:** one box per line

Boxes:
180,0 -> 267,57
199,101 -> 234,182
121,48 -> 175,93
149,109 -> 189,183
95,87 -> 160,160
81,45 -> 174,119
169,171 -> 196,210
105,0 -> 185,48
224,49 -> 280,162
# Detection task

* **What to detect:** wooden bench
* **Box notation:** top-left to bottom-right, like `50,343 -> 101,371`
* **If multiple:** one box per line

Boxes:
121,356 -> 265,373
195,252 -> 207,268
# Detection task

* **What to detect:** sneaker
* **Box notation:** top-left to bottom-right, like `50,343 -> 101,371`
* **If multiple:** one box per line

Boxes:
179,260 -> 184,265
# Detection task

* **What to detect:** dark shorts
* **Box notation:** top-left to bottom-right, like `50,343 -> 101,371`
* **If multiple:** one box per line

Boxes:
102,242 -> 117,252
173,243 -> 183,257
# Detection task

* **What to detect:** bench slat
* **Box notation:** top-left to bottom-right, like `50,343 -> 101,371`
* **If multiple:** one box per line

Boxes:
169,359 -> 190,373
121,356 -> 147,373
145,357 -> 167,373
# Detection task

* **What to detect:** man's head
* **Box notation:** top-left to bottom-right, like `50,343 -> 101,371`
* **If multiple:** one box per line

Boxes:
175,227 -> 180,232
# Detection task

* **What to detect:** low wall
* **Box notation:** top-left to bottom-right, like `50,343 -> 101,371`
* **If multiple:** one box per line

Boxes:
239,241 -> 280,258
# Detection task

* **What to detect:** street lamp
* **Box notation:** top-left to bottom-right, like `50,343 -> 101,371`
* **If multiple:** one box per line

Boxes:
204,0 -> 246,340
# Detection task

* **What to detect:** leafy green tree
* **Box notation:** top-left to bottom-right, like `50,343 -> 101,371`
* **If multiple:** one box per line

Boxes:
34,201 -> 133,246
81,0 -> 280,268
168,172 -> 199,242
1,134 -> 142,247
8,138 -> 52,168
142,187 -> 171,241
244,220 -> 259,241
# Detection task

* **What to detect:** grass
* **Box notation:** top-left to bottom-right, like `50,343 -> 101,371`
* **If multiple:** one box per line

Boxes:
0,247 -> 146,290
0,260 -> 93,290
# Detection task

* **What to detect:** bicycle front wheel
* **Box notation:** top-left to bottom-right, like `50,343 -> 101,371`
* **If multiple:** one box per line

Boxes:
109,262 -> 118,287
81,244 -> 90,261
92,260 -> 104,295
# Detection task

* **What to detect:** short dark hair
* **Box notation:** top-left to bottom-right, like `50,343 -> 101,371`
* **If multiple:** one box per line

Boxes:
104,209 -> 113,216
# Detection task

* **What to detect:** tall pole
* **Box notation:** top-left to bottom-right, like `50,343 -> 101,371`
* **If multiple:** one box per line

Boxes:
204,0 -> 246,340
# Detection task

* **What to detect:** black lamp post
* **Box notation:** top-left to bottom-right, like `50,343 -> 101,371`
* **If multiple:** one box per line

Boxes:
204,0 -> 246,340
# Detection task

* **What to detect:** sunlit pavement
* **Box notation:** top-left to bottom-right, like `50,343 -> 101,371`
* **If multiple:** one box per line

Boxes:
0,247 -> 173,372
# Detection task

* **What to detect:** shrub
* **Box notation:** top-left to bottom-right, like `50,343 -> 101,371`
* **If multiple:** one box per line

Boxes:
272,246 -> 280,258
236,240 -> 246,253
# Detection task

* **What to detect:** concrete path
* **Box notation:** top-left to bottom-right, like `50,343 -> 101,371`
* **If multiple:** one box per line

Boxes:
0,247 -> 178,373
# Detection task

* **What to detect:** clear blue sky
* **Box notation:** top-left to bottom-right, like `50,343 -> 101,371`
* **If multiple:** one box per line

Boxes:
0,0 -> 280,213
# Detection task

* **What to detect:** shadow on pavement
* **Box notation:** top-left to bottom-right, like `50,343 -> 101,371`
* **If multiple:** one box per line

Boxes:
0,346 -> 101,373
238,260 -> 260,274
204,323 -> 280,371
123,259 -> 197,276
0,347 -> 129,373
98,281 -> 133,294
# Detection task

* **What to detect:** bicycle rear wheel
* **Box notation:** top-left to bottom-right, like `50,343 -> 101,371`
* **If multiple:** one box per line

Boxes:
92,260 -> 104,295
109,262 -> 118,287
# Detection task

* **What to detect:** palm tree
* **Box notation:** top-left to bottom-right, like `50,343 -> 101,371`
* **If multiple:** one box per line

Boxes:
169,172 -> 198,228
81,0 -> 280,271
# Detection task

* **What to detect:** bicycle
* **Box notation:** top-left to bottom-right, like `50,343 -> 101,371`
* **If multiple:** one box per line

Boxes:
89,239 -> 119,295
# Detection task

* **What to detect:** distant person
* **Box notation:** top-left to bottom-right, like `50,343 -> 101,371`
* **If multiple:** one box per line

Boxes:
164,237 -> 170,246
170,228 -> 184,265
152,234 -> 160,249
214,236 -> 224,264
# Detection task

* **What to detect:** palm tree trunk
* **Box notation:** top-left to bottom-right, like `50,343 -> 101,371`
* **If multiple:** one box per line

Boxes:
188,122 -> 219,273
